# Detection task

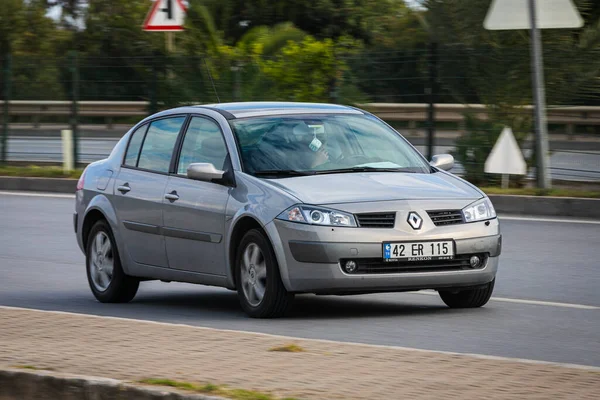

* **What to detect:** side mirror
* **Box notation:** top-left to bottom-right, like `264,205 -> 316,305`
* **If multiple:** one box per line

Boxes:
430,154 -> 454,171
187,163 -> 225,182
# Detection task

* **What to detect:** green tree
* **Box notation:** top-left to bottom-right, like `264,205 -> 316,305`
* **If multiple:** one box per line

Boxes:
423,0 -> 600,185
424,0 -> 600,106
258,36 -> 338,102
197,0 -> 411,43
347,5 -> 429,103
74,0 -> 164,102
1,0 -> 67,101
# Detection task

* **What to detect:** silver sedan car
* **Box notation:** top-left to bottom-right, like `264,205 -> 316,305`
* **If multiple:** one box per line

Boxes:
75,102 -> 501,318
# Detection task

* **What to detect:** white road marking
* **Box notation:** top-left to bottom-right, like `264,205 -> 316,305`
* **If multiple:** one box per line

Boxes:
499,215 -> 600,225
415,290 -> 599,310
1,305 -> 599,372
0,191 -> 75,199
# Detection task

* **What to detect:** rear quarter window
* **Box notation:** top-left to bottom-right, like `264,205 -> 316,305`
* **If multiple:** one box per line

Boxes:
124,124 -> 148,167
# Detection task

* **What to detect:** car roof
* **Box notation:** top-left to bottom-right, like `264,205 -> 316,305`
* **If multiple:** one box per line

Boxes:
195,102 -> 365,119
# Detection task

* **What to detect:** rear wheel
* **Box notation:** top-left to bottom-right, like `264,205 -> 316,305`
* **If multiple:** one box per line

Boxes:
438,279 -> 495,308
86,220 -> 139,303
236,229 -> 294,318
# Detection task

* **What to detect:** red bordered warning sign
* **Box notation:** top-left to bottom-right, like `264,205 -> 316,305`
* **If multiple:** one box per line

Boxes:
143,0 -> 187,31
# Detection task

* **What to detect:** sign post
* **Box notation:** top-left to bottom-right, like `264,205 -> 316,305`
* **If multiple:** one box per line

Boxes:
527,0 -> 550,189
483,0 -> 584,189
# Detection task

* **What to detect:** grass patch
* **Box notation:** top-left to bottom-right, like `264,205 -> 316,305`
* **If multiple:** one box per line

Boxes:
268,343 -> 305,353
14,365 -> 54,371
139,378 -> 297,400
0,165 -> 83,179
16,365 -> 40,370
481,187 -> 600,198
140,378 -> 198,391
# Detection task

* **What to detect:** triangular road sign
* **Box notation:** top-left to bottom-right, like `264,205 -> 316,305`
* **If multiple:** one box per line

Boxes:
143,0 -> 187,31
484,0 -> 583,30
484,127 -> 527,175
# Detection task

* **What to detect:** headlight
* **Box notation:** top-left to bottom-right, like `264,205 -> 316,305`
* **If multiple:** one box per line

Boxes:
276,205 -> 357,227
462,197 -> 496,223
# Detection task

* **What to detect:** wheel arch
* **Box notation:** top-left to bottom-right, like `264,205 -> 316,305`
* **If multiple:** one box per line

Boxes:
227,215 -> 267,290
226,214 -> 288,289
82,209 -> 108,250
81,194 -> 131,274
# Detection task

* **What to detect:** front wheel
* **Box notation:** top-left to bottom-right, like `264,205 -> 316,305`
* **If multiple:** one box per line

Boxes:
86,220 -> 139,303
236,229 -> 294,318
438,279 -> 495,308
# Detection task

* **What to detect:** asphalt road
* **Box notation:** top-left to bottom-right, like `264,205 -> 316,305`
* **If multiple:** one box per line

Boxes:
1,193 -> 599,367
7,137 -> 600,181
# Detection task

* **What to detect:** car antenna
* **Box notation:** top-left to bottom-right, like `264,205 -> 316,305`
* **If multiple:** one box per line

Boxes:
204,58 -> 221,104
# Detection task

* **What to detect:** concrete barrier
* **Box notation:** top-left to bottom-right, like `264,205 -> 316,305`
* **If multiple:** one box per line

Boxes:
0,368 -> 222,400
488,194 -> 600,219
1,176 -> 599,219
0,177 -> 76,193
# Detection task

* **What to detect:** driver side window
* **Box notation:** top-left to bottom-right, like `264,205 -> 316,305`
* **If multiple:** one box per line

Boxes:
177,117 -> 229,175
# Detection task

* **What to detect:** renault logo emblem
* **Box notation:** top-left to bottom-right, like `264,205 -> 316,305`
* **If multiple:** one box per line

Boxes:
407,212 -> 423,230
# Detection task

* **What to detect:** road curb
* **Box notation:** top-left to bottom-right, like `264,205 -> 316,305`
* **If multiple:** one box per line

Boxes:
0,368 -> 225,400
1,176 -> 599,219
0,176 -> 76,193
488,194 -> 600,219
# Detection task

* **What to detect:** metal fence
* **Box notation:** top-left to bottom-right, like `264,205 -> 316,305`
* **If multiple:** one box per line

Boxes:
1,46 -> 599,185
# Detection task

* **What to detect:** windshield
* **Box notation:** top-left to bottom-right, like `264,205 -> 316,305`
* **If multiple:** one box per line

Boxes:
231,114 -> 431,176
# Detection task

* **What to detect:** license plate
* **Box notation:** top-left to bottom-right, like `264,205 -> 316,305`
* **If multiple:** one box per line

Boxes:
383,240 -> 454,261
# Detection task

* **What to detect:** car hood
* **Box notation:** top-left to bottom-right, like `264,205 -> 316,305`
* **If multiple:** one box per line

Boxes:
263,172 -> 483,205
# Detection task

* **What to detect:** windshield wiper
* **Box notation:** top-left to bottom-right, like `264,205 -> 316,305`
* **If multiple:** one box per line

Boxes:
313,167 -> 415,175
253,169 -> 315,177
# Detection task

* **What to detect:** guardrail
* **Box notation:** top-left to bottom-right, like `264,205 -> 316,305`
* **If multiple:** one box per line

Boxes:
2,101 -> 600,132
359,103 -> 600,135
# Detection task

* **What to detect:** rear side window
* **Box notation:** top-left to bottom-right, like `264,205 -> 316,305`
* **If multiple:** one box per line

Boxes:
124,124 -> 148,166
137,117 -> 186,173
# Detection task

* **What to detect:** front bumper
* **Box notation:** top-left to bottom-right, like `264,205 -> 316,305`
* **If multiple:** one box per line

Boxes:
266,217 -> 501,294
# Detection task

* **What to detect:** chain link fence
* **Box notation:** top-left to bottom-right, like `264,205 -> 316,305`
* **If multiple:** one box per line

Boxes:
1,44 -> 599,184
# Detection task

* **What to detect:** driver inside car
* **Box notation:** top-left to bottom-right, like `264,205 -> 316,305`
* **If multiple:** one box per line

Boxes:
291,122 -> 330,169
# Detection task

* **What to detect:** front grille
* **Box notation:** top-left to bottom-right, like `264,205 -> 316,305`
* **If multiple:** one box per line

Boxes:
356,212 -> 396,228
340,254 -> 487,274
427,210 -> 464,226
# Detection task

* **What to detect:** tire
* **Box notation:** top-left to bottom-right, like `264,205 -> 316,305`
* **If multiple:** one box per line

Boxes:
438,279 -> 495,308
86,219 -> 139,303
235,229 -> 294,318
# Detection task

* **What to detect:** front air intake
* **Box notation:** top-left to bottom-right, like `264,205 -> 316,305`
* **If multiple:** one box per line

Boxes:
355,212 -> 396,228
427,210 -> 464,226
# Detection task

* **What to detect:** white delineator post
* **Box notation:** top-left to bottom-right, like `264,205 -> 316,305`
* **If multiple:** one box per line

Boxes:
61,129 -> 74,173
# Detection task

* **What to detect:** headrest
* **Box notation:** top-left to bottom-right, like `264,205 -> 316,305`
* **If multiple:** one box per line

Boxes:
292,122 -> 312,137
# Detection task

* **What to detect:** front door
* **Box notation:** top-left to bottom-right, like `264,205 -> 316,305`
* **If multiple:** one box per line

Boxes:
162,116 -> 231,275
112,116 -> 187,268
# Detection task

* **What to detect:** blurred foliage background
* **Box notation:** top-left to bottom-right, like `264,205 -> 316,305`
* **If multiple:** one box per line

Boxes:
1,0 -> 598,105
0,0 -> 599,184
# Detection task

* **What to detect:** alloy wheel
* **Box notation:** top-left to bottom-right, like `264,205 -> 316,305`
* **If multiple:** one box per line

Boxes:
240,242 -> 267,307
90,231 -> 114,291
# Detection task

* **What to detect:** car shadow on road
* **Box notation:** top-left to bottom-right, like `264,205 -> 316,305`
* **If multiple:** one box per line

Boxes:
130,287 -> 450,320
289,294 -> 449,319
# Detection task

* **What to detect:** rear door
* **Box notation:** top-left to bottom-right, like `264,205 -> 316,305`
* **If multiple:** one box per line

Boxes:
162,116 -> 231,275
113,116 -> 187,268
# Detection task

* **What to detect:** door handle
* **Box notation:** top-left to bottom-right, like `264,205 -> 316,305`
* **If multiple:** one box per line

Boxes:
117,183 -> 131,194
164,191 -> 179,202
